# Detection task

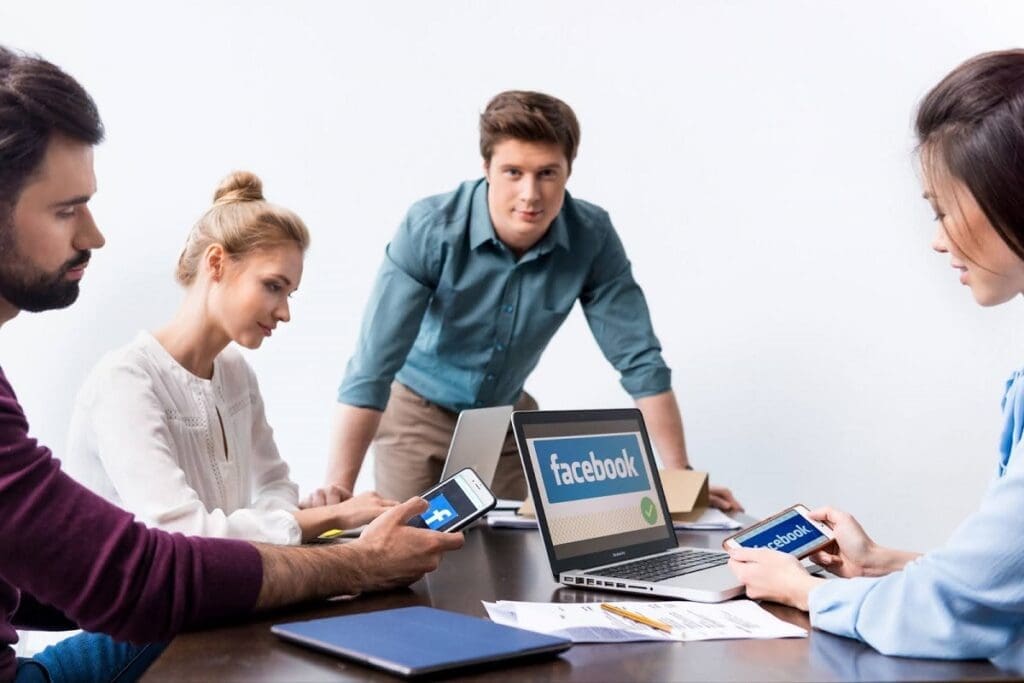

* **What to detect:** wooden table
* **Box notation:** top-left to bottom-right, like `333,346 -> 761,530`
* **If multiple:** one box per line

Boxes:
144,523 -> 1023,681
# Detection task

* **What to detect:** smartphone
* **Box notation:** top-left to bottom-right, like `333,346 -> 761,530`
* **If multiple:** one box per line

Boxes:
722,504 -> 835,558
407,467 -> 497,532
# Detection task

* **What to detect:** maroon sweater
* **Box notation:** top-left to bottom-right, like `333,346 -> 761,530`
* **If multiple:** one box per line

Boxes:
0,368 -> 263,681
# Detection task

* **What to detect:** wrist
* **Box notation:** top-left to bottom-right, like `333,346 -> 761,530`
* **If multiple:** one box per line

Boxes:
792,575 -> 825,612
344,539 -> 372,591
862,544 -> 900,577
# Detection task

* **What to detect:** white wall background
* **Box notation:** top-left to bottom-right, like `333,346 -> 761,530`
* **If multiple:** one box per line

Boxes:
3,0 -> 1024,552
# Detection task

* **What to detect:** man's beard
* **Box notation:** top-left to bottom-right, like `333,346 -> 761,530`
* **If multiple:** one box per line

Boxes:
0,239 -> 91,313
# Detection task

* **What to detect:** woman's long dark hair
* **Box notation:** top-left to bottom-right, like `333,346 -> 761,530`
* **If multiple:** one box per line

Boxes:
916,49 -> 1024,261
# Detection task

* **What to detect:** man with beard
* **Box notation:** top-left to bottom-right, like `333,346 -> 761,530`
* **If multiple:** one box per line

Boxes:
0,46 -> 462,682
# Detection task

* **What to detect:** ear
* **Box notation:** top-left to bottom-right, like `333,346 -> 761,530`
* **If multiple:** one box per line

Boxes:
204,244 -> 226,282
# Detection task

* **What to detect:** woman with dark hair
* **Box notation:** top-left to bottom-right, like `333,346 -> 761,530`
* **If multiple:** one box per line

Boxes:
728,49 -> 1024,660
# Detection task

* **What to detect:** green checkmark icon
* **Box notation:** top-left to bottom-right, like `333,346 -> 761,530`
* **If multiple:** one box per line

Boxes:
640,496 -> 657,524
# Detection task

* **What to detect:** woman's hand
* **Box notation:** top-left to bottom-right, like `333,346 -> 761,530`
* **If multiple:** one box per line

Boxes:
727,547 -> 824,611
300,483 -> 352,509
333,491 -> 399,529
807,506 -> 918,577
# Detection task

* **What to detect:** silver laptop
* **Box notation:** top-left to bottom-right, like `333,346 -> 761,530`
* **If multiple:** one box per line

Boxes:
439,405 -> 515,487
511,408 -> 744,603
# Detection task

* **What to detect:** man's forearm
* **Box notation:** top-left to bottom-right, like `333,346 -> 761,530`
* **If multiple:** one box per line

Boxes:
635,390 -> 689,469
253,542 -> 366,610
326,403 -> 384,490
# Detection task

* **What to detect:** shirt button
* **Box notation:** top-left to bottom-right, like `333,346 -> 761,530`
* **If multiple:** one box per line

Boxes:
503,305 -> 514,314
486,373 -> 495,381
474,400 -> 483,407
496,343 -> 505,351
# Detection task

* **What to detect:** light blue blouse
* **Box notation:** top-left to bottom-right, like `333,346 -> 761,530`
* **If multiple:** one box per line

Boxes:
808,368 -> 1024,659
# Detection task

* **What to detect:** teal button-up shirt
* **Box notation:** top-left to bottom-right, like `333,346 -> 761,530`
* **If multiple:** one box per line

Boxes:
337,178 -> 671,413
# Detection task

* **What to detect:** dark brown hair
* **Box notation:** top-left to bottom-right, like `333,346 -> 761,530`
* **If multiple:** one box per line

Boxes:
479,91 -> 580,172
0,47 -> 104,217
916,49 -> 1024,260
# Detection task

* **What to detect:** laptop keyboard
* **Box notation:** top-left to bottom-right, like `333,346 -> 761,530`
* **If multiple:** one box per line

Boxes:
586,549 -> 729,582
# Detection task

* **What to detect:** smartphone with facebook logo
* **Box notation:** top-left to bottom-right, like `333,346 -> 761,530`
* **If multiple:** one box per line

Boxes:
407,467 -> 497,532
722,504 -> 835,558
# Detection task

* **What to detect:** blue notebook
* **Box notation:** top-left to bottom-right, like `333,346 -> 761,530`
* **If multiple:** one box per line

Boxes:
271,606 -> 572,677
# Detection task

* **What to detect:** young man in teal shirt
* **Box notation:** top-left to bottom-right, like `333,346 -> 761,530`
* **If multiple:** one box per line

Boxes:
321,91 -> 741,510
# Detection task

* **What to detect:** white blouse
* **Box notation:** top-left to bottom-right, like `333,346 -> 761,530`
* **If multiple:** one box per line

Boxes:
64,331 -> 302,545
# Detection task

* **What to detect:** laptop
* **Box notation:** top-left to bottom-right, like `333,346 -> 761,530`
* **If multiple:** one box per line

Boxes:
511,408 -> 744,603
439,405 -> 515,487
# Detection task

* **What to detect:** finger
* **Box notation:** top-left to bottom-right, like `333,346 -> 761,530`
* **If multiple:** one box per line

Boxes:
727,546 -> 777,562
433,530 -> 466,551
326,488 -> 347,506
708,493 -> 732,511
726,546 -> 757,562
725,493 -> 745,513
710,493 -> 741,512
808,506 -> 842,527
717,490 -> 744,513
727,558 -> 751,581
808,549 -> 835,565
394,496 -> 430,523
310,490 -> 328,508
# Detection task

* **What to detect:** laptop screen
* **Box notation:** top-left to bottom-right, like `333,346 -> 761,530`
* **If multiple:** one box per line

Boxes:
515,410 -> 676,571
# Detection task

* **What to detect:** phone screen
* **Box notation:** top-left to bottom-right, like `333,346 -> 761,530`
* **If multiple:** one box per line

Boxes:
408,472 -> 492,532
731,508 -> 828,557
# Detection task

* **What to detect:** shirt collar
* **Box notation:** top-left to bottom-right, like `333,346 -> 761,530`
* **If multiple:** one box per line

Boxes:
468,178 -> 571,256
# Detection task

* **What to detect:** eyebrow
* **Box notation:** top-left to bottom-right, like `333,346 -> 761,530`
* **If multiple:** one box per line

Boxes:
498,163 -> 562,171
49,195 -> 91,209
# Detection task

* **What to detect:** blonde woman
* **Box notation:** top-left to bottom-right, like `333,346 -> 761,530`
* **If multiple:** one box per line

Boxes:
65,171 -> 394,544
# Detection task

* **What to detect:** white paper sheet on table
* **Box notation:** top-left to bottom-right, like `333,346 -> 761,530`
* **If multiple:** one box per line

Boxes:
486,506 -> 742,531
482,599 -> 806,643
673,507 -> 743,530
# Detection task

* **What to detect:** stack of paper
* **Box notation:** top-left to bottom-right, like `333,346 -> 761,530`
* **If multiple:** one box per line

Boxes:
486,506 -> 741,531
482,600 -> 806,643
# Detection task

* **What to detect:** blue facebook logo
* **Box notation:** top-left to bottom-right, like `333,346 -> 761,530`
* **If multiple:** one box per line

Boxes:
420,493 -> 459,530
737,511 -> 826,555
535,433 -> 650,504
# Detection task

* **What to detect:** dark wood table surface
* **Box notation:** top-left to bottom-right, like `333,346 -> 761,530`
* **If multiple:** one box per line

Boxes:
144,521 -> 1023,682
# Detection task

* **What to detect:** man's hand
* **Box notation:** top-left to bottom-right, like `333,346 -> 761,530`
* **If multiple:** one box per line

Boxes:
349,497 -> 465,592
301,483 -> 352,509
727,546 -> 824,611
709,485 -> 744,512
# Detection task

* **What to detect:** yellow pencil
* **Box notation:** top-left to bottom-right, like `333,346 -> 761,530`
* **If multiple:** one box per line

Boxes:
600,603 -> 673,633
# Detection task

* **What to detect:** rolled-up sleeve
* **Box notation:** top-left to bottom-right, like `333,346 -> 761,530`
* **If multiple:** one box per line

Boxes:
337,210 -> 439,410
809,446 -> 1024,659
580,224 -> 672,398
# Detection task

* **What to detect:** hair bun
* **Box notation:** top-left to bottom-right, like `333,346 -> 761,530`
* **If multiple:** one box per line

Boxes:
213,170 -> 264,205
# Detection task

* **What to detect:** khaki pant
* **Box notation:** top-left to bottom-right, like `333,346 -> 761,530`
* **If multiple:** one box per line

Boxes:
373,382 -> 538,501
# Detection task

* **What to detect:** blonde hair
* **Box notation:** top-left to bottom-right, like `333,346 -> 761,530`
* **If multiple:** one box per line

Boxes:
176,171 -> 311,285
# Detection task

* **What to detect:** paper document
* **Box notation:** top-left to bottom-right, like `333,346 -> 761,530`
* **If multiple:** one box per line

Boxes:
673,507 -> 742,530
486,511 -> 537,529
482,599 -> 805,643
486,506 -> 741,531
